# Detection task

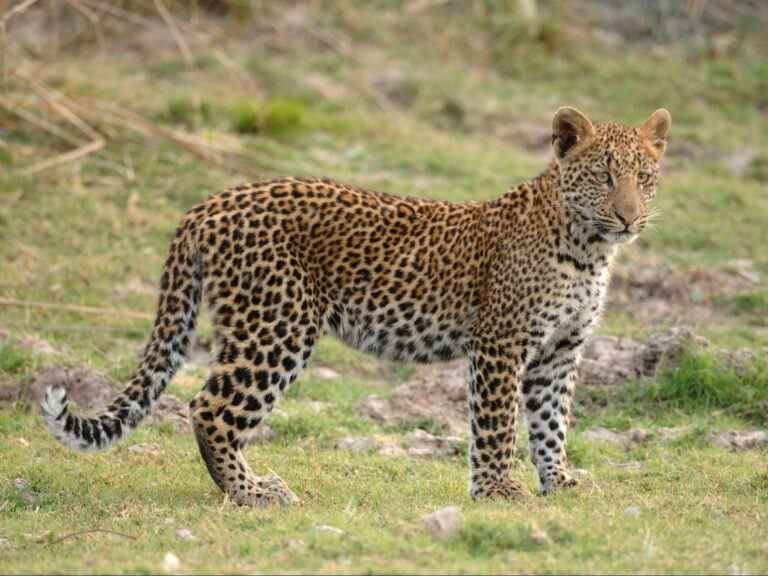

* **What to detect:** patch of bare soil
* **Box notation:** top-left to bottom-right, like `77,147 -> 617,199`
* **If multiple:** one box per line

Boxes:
358,360 -> 467,436
582,425 -> 768,452
0,363 -> 194,435
607,255 -> 760,325
357,327 -> 711,434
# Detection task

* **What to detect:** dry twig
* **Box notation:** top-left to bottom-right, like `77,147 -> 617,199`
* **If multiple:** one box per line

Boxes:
0,0 -> 43,26
20,138 -> 104,175
153,0 -> 193,68
40,529 -> 137,547
0,297 -> 153,320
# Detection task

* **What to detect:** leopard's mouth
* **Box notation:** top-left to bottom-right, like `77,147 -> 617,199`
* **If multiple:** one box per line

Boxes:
603,230 -> 638,244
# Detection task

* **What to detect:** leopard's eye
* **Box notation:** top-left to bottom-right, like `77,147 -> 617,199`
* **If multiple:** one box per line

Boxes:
638,171 -> 654,185
594,171 -> 611,184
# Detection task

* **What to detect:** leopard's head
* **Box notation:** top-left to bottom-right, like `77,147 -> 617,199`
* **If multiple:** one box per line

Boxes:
551,106 -> 671,244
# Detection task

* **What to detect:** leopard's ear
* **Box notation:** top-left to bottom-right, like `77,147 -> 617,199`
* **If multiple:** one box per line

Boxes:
639,108 -> 671,158
552,107 -> 595,162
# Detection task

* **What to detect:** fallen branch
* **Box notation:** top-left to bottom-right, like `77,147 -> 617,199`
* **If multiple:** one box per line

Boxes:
0,297 -> 153,320
0,0 -> 43,26
68,97 -> 269,176
40,529 -> 137,547
0,96 -> 85,147
153,0 -> 193,68
20,138 -> 104,175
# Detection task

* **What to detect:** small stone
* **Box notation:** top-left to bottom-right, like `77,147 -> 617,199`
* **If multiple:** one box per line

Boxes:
581,427 -> 630,448
312,367 -> 340,380
628,428 -> 650,443
313,524 -> 345,536
356,395 -> 392,422
624,506 -> 641,517
18,336 -> 56,355
710,430 -> 768,451
162,552 -> 180,572
174,528 -> 195,541
571,468 -> 591,478
530,527 -> 550,545
128,443 -> 161,455
0,536 -> 12,548
164,517 -> 175,525
284,538 -> 305,549
422,506 -> 462,540
403,429 -> 463,459
307,401 -> 328,413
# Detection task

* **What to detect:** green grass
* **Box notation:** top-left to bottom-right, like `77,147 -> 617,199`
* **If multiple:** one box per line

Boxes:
631,351 -> 768,425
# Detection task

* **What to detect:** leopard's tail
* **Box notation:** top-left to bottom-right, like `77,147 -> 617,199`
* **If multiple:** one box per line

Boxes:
42,220 -> 202,452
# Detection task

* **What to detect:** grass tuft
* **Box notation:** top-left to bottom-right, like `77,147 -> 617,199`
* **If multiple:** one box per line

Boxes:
633,350 -> 768,424
228,98 -> 305,136
0,342 -> 37,377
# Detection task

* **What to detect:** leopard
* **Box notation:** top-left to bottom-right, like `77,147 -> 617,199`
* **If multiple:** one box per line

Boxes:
41,106 -> 671,507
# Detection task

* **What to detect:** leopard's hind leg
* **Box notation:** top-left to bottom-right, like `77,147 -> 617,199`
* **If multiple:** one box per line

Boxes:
190,269 -> 321,507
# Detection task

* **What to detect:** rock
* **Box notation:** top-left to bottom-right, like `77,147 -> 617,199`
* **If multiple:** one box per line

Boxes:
402,429 -> 463,459
17,336 -> 56,356
313,525 -> 345,536
356,395 -> 393,423
581,427 -> 631,448
422,506 -> 462,540
312,367 -> 340,381
641,328 -> 709,374
530,527 -> 550,545
306,400 -> 328,413
571,468 -> 591,478
722,147 -> 757,178
0,536 -> 12,548
709,430 -> 768,451
30,367 -> 116,412
146,394 -> 190,434
284,538 -> 305,549
628,428 -> 651,443
357,359 -> 468,435
128,443 -> 161,455
174,528 -> 196,541
370,68 -> 419,107
249,423 -> 275,443
624,506 -> 641,517
579,336 -> 645,386
162,552 -> 180,572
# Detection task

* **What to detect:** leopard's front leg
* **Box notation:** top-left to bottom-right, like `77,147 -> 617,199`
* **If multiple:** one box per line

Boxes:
522,327 -> 586,494
467,336 -> 529,500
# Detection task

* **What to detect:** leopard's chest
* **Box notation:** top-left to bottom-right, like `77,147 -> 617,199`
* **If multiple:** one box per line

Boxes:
547,257 -> 612,329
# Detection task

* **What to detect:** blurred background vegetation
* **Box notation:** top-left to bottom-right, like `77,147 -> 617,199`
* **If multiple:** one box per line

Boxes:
1,0 -> 767,355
